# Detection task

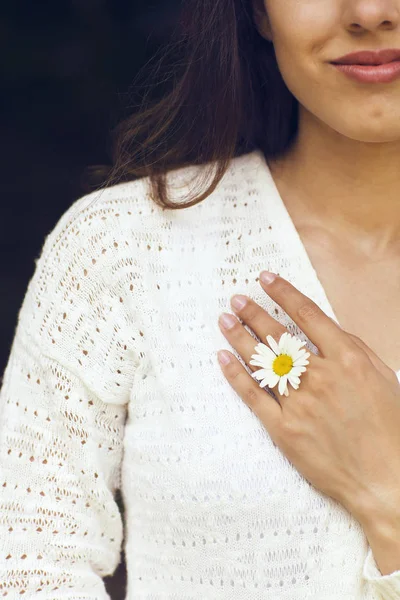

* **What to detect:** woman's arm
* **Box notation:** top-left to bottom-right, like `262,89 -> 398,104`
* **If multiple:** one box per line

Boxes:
0,340 -> 126,597
363,517 -> 400,576
0,194 -> 140,597
217,273 -> 400,598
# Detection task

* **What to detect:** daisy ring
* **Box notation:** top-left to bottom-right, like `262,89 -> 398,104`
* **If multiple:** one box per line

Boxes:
249,332 -> 311,397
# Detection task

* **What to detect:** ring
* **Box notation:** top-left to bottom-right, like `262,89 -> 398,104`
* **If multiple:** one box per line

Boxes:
249,332 -> 311,397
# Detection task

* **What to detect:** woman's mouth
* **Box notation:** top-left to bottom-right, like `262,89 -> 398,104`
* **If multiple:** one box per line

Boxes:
331,61 -> 400,84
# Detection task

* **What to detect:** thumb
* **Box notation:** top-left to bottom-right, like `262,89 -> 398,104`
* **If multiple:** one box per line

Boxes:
348,331 -> 395,380
328,316 -> 395,379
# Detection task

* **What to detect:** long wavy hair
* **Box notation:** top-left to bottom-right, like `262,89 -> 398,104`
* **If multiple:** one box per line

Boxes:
90,0 -> 299,210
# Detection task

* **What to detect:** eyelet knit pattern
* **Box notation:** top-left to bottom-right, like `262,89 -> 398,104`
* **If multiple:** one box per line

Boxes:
1,150 -> 399,599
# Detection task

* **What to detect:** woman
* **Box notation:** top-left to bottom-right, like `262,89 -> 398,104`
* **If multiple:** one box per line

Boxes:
1,0 -> 400,597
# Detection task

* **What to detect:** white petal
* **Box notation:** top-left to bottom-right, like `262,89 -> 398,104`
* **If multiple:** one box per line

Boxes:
290,366 -> 305,377
291,361 -> 308,371
253,342 -> 265,354
292,356 -> 307,366
288,373 -> 301,386
287,335 -> 300,355
251,368 -> 277,384
266,372 -> 280,388
250,357 -> 275,371
292,347 -> 307,360
285,338 -> 299,359
294,337 -> 307,349
292,342 -> 307,358
279,332 -> 291,354
266,335 -> 280,356
293,354 -> 310,367
251,368 -> 270,381
255,344 -> 277,361
250,356 -> 267,366
294,336 -> 307,349
278,375 -> 288,396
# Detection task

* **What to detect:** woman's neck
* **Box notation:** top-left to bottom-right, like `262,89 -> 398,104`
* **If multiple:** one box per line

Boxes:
268,107 -> 400,256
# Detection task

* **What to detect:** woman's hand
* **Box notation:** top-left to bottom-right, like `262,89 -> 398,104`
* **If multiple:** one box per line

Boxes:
217,271 -> 400,574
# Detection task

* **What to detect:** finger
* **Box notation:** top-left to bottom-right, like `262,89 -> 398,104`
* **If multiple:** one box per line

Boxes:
328,316 -> 394,376
217,349 -> 282,433
218,310 -> 288,403
346,331 -> 396,379
259,272 -> 351,360
230,295 -> 288,352
218,307 -> 291,390
218,306 -> 315,403
227,296 -> 293,402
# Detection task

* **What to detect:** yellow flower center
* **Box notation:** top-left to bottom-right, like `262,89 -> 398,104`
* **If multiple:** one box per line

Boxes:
273,354 -> 293,376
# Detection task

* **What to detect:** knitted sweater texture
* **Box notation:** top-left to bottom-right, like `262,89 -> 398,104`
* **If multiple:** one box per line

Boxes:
1,150 -> 400,599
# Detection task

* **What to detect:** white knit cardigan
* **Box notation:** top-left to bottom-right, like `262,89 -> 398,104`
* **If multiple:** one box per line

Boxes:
1,150 -> 400,599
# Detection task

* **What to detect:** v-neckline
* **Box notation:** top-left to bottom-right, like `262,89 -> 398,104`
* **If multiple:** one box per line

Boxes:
256,151 -> 400,380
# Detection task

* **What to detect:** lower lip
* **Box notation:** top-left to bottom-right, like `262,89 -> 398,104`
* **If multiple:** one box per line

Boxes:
332,60 -> 400,83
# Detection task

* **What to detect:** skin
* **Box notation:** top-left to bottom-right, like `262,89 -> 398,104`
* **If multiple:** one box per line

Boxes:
253,0 -> 400,244
217,0 -> 400,577
253,0 -> 400,372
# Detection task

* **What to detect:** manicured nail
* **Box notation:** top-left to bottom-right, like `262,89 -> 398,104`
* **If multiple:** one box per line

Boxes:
217,350 -> 232,365
231,295 -> 248,310
260,271 -> 277,285
219,313 -> 237,329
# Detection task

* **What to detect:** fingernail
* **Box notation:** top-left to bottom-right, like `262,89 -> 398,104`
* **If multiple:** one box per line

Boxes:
219,313 -> 237,329
260,271 -> 277,285
231,295 -> 248,310
217,350 -> 232,365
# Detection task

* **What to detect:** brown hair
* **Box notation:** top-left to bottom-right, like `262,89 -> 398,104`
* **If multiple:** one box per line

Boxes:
89,0 -> 299,210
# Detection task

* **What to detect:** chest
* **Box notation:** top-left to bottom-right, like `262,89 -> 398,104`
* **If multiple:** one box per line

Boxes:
301,232 -> 400,373
121,240 -> 377,594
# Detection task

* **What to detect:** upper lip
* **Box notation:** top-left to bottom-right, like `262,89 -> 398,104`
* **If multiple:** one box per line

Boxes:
331,48 -> 400,65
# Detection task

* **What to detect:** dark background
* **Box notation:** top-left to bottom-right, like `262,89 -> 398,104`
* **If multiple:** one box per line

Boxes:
0,0 -> 180,596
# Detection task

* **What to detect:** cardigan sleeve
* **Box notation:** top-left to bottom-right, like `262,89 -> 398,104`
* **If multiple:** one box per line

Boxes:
0,196 -> 140,597
363,547 -> 400,599
0,342 -> 126,598
362,374 -> 400,598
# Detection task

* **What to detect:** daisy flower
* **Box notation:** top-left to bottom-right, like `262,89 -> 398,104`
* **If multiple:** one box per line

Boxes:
249,332 -> 311,397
